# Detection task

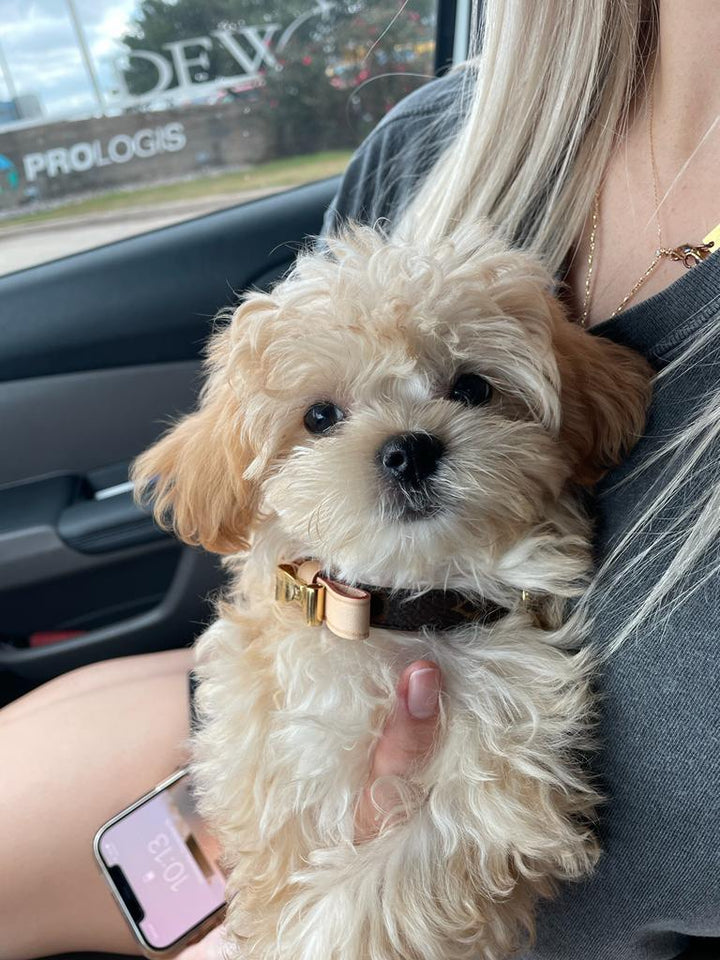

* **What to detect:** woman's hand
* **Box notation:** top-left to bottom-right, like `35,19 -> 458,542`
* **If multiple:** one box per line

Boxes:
354,659 -> 442,839
179,659 -> 442,960
177,922 -> 229,960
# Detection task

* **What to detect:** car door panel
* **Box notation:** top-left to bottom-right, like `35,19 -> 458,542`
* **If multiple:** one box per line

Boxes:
0,178 -> 338,700
0,180 -> 336,381
0,361 -> 199,486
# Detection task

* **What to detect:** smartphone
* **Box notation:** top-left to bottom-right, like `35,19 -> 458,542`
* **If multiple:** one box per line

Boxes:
94,768 -> 226,958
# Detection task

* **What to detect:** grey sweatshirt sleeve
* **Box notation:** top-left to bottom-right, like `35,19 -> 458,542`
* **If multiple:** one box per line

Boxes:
321,71 -> 467,236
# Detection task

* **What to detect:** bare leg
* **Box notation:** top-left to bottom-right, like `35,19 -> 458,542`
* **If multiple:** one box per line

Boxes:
0,648 -> 194,960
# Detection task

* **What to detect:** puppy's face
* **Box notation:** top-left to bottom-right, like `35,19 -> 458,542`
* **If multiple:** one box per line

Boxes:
133,226 -> 651,590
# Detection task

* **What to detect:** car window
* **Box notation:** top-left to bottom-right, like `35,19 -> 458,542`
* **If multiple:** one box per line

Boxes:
0,0 -> 437,277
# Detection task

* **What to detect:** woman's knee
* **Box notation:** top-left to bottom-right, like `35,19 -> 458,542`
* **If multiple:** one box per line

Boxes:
0,649 -> 194,958
1,647 -> 194,727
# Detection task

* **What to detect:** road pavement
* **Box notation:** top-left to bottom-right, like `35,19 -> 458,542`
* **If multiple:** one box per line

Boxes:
0,187 -> 283,277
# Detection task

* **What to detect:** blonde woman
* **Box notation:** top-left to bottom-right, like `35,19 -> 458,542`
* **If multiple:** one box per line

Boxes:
0,1 -> 718,958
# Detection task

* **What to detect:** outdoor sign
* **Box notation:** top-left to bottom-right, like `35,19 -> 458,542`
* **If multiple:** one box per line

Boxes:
0,154 -> 20,196
115,28 -> 281,107
111,2 -> 333,110
22,122 -> 187,182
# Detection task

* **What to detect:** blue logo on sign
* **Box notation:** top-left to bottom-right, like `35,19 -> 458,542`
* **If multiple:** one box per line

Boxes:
0,154 -> 19,192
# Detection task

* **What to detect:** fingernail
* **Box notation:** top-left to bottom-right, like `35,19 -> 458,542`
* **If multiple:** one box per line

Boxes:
407,667 -> 440,719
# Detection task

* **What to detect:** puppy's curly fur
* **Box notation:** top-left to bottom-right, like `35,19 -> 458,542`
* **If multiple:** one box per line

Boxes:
134,225 -> 652,960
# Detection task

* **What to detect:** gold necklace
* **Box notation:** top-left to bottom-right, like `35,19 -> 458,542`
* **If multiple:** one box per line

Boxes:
580,89 -> 715,328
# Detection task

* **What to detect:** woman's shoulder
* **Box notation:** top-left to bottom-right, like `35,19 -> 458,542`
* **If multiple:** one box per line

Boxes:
323,70 -> 468,235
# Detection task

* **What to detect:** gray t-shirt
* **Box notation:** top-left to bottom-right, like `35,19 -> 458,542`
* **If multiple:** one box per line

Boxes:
325,73 -> 720,959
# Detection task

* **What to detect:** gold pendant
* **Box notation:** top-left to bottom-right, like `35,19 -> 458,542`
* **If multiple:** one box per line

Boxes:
668,241 -> 715,269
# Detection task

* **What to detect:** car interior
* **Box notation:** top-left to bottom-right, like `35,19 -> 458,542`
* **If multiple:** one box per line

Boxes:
0,4 -> 457,958
0,0 -> 460,714
0,1 -> 716,957
0,176 -> 336,701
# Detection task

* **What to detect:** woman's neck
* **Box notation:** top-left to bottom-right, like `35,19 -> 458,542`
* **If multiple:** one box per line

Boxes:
566,3 -> 720,327
654,1 -> 720,162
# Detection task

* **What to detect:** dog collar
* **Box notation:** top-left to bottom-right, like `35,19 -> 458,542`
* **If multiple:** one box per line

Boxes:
275,560 -> 509,641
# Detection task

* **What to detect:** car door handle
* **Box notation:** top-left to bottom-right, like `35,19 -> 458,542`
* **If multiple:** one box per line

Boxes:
57,488 -> 167,554
0,474 -> 170,596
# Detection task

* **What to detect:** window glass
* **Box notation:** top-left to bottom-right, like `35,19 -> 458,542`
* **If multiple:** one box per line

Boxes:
0,0 -> 436,276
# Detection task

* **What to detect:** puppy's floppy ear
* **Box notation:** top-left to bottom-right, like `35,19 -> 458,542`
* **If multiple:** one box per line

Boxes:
549,300 -> 653,486
132,329 -> 257,555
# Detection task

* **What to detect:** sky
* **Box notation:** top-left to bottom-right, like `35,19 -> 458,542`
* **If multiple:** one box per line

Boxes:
0,0 -> 140,120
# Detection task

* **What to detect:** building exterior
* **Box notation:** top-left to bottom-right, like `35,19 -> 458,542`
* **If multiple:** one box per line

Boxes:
0,94 -> 43,128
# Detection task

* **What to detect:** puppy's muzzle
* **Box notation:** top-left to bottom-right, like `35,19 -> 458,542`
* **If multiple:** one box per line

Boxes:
377,432 -> 445,519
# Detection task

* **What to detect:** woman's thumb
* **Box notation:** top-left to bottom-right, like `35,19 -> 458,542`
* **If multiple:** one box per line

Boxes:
355,660 -> 441,838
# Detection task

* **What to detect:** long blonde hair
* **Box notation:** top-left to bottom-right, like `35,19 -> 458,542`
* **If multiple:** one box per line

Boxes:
400,0 -> 720,656
402,0 -> 654,266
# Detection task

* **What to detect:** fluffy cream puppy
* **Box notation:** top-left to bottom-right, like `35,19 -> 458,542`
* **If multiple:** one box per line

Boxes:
133,224 -> 652,960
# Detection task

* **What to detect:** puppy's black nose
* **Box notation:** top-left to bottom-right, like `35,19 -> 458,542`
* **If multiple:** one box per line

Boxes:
378,432 -> 445,488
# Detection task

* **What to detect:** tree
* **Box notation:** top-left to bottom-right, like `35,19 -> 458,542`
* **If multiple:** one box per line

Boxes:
257,1 -> 436,153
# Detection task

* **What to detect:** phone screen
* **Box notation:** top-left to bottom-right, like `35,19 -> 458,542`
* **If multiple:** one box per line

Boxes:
97,772 -> 226,951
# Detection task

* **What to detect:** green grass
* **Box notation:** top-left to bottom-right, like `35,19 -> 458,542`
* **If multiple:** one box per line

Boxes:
0,150 -> 352,229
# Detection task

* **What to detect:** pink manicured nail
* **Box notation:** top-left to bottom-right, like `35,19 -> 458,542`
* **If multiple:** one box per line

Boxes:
407,667 -> 440,719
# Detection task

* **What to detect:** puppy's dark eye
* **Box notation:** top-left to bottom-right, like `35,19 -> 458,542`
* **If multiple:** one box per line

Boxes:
304,401 -> 346,435
448,373 -> 493,407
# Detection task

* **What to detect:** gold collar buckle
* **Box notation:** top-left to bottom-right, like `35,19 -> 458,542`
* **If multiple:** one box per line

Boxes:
275,563 -> 325,626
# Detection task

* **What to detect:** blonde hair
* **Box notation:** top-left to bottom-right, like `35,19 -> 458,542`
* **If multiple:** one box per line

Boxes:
399,0 -> 719,656
591,327 -> 720,656
401,0 -> 654,267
